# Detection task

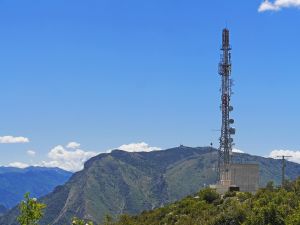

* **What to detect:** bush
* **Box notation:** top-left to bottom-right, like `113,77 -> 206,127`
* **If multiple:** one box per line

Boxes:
198,188 -> 220,204
72,217 -> 94,225
17,193 -> 46,225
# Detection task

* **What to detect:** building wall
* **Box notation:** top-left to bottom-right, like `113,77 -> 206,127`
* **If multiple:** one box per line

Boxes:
230,164 -> 259,193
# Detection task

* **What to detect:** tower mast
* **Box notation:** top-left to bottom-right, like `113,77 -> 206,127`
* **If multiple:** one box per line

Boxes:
218,29 -> 235,185
276,155 -> 292,187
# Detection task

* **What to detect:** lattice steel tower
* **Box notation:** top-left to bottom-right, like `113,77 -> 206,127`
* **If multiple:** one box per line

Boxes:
218,28 -> 235,185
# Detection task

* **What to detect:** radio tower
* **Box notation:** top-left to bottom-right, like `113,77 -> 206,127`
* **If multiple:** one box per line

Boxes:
218,28 -> 235,186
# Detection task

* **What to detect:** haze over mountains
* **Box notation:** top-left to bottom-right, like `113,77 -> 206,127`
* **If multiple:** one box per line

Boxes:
0,167 -> 72,211
1,146 -> 300,225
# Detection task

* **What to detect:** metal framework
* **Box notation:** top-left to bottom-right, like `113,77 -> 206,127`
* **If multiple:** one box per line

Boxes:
218,29 -> 235,185
276,155 -> 292,187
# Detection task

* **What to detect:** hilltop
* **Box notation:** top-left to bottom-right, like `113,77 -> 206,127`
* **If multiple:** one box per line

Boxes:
112,179 -> 300,225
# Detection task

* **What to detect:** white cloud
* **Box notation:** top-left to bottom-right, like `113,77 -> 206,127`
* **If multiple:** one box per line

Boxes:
27,150 -> 36,157
8,141 -> 161,172
40,145 -> 97,172
48,142 -> 161,171
232,148 -> 244,153
0,136 -> 29,144
258,0 -> 300,12
114,142 -> 162,153
269,149 -> 300,163
66,142 -> 81,149
259,0 -> 280,11
8,162 -> 29,168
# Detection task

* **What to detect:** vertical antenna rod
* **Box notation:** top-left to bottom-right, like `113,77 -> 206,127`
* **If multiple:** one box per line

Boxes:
277,155 -> 292,187
218,29 -> 235,185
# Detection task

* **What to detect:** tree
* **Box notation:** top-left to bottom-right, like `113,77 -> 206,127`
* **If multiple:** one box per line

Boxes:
17,193 -> 46,225
286,207 -> 300,225
71,217 -> 94,225
103,215 -> 114,225
198,188 -> 220,204
265,181 -> 275,191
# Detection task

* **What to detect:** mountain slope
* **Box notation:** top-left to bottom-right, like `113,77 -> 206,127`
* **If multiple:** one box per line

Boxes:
1,146 -> 300,225
0,167 -> 72,209
112,179 -> 300,225
0,205 -> 7,217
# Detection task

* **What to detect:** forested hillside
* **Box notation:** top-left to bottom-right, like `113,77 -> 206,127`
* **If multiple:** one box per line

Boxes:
112,179 -> 300,225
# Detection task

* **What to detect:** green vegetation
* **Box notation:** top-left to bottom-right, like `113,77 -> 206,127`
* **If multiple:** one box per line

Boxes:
17,193 -> 46,225
16,178 -> 300,225
110,179 -> 300,225
3,147 -> 300,225
71,217 -> 94,225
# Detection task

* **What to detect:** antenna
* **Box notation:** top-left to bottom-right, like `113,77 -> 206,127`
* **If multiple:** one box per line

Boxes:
276,155 -> 292,187
218,28 -> 235,185
211,29 -> 259,194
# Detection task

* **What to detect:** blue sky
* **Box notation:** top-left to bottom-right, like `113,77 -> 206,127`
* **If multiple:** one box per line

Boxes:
0,0 -> 300,170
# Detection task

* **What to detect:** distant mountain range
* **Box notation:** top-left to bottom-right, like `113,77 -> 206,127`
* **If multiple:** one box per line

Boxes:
0,205 -> 7,217
0,166 -> 72,211
1,146 -> 300,225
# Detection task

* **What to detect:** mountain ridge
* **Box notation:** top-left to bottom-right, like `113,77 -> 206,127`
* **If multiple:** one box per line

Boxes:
1,146 -> 300,225
0,166 -> 72,209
